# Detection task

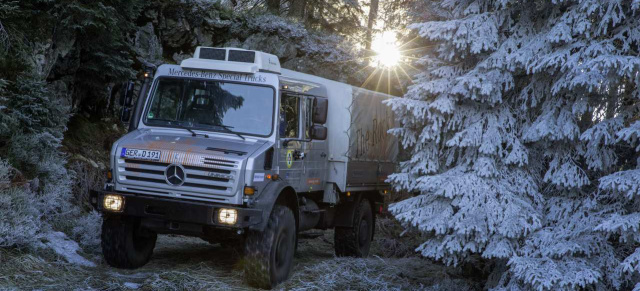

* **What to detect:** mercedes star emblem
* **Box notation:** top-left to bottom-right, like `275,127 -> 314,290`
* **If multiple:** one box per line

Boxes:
165,164 -> 186,186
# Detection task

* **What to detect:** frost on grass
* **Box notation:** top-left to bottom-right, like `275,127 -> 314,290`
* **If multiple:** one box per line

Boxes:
0,159 -> 42,248
0,186 -> 42,248
285,257 -> 413,290
283,256 -> 474,291
373,217 -> 426,258
71,210 -> 102,250
43,231 -> 95,267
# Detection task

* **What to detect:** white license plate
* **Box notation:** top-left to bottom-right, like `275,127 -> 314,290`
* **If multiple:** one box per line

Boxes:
120,148 -> 161,161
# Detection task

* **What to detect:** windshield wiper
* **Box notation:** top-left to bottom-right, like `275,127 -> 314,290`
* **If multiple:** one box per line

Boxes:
182,126 -> 209,138
213,124 -> 245,140
149,119 -> 209,138
193,121 -> 245,140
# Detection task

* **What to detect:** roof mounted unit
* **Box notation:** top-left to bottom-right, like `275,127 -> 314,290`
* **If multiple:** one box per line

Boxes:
180,47 -> 281,74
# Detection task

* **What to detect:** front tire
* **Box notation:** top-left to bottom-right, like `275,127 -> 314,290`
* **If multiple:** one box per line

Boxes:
101,217 -> 157,269
243,205 -> 296,289
334,199 -> 373,257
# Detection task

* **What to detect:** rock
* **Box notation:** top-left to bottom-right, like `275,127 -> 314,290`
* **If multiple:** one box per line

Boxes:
54,30 -> 76,59
223,38 -> 243,48
134,23 -> 163,66
162,17 -> 194,49
203,11 -> 232,29
240,35 -> 298,61
194,27 -> 213,47
144,9 -> 159,24
172,52 -> 191,64
46,78 -> 74,109
30,29 -> 76,79
31,41 -> 52,77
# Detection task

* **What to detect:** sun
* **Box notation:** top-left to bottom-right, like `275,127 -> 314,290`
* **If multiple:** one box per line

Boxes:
371,31 -> 401,68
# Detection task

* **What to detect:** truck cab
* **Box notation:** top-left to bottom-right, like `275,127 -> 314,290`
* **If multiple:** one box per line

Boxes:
91,47 -> 396,289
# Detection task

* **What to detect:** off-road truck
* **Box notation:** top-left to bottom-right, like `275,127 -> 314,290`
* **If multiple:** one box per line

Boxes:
90,47 -> 398,288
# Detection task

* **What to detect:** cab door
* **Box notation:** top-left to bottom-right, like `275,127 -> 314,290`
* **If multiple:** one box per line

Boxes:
278,93 -> 304,191
300,96 -> 328,192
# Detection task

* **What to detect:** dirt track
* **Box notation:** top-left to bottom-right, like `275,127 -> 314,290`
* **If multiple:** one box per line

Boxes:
0,221 -> 476,290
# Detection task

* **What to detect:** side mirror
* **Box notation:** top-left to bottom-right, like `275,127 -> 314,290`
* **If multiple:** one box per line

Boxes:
310,124 -> 327,140
120,107 -> 131,123
312,98 -> 328,124
119,81 -> 135,107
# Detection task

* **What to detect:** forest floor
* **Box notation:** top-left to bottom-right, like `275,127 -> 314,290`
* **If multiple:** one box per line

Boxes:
0,218 -> 478,291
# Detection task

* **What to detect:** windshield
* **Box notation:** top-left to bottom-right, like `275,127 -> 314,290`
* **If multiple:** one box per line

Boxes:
144,78 -> 275,136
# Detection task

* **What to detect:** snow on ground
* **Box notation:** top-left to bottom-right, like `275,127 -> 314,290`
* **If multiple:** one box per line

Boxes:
123,282 -> 141,289
43,231 -> 95,267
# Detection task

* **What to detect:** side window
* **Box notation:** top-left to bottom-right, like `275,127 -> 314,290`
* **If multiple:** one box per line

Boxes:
279,94 -> 299,138
148,80 -> 182,120
302,97 -> 313,139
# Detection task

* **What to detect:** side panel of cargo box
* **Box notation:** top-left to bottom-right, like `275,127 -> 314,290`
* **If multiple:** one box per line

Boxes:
344,87 -> 398,191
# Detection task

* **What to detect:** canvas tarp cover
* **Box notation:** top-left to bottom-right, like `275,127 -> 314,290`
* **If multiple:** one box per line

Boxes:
347,88 -> 398,162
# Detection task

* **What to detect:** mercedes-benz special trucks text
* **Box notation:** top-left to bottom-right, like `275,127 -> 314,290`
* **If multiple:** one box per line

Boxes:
91,47 -> 398,288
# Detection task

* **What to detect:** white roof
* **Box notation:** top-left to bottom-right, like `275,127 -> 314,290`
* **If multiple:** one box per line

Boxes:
180,47 -> 281,74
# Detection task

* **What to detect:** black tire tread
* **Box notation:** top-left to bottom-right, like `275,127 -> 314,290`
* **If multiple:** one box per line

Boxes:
243,205 -> 296,289
334,199 -> 372,257
101,217 -> 156,269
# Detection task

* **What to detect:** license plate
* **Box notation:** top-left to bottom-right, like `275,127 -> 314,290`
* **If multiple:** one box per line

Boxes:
120,148 -> 161,161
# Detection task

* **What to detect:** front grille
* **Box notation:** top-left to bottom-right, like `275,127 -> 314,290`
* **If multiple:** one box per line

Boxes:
203,157 -> 236,168
116,153 -> 242,202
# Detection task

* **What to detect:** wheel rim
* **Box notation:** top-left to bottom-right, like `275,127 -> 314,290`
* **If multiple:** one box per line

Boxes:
358,218 -> 369,248
275,231 -> 289,269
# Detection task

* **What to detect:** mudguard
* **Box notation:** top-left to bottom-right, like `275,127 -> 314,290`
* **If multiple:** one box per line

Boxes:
248,179 -> 299,231
333,192 -> 362,228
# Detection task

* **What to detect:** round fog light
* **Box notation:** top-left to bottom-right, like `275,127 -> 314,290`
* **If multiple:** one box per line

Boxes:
218,208 -> 238,225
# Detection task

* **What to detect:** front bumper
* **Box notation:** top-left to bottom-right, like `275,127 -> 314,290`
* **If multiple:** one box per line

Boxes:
90,190 -> 262,229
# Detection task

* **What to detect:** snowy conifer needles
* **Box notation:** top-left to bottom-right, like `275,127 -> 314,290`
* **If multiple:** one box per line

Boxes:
388,1 -> 640,289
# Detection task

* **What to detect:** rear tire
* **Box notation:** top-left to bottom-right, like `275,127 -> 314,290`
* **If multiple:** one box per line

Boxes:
334,199 -> 373,257
101,217 -> 157,269
243,205 -> 296,289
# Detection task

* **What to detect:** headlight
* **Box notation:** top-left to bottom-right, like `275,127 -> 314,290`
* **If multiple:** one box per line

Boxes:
218,208 -> 238,225
103,194 -> 124,212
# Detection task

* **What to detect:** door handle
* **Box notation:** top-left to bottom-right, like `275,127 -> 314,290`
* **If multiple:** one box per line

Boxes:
320,152 -> 327,158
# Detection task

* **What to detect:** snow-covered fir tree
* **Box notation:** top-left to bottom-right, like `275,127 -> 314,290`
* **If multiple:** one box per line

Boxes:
388,0 -> 640,289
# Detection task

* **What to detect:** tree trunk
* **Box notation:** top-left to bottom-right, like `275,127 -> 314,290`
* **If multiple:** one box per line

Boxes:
267,0 -> 280,14
289,0 -> 307,19
365,0 -> 379,51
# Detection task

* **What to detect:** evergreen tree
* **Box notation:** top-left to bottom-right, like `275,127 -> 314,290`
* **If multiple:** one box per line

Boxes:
388,0 -> 640,289
0,76 -> 74,248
